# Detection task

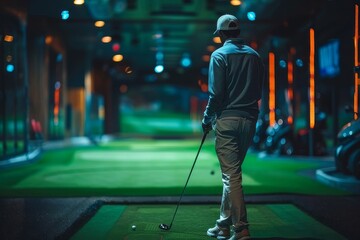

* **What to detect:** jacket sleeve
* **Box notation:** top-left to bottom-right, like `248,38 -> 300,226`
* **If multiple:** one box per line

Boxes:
202,52 -> 226,125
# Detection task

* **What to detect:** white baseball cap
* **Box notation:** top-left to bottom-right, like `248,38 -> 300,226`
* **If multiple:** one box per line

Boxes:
214,14 -> 240,34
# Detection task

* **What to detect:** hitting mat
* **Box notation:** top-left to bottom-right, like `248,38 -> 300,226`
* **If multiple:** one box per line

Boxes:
70,204 -> 346,240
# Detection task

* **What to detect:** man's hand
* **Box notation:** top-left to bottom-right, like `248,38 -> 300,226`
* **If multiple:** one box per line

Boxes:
202,122 -> 212,134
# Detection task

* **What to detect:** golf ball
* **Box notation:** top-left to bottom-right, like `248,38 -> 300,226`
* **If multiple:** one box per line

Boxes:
132,225 -> 136,231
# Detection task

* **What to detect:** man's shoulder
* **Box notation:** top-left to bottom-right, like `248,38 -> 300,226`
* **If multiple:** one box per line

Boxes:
211,42 -> 262,61
211,48 -> 226,59
241,45 -> 261,57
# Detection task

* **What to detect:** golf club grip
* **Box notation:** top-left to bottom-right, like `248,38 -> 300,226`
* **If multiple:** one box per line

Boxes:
169,132 -> 207,228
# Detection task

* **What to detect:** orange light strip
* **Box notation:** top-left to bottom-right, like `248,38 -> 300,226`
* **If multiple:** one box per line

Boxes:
354,4 -> 359,119
287,55 -> 294,125
309,28 -> 315,129
269,52 -> 276,126
54,88 -> 60,125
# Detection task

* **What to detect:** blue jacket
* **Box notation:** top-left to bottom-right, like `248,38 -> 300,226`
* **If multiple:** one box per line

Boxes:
203,38 -> 264,125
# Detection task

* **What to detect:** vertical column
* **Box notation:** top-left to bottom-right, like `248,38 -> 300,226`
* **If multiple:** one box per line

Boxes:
287,48 -> 295,126
354,4 -> 359,119
269,52 -> 276,127
309,28 -> 315,156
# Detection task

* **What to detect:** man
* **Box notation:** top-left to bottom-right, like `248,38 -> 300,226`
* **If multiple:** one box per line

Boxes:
202,14 -> 264,240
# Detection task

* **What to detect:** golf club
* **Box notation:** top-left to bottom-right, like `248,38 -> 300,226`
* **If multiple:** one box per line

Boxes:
159,132 -> 208,231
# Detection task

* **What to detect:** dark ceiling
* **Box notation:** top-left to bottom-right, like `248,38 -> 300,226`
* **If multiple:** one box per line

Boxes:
24,0 -> 343,75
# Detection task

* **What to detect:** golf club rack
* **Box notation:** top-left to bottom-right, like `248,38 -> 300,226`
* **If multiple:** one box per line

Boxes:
264,118 -> 295,156
252,112 -> 327,156
335,105 -> 360,179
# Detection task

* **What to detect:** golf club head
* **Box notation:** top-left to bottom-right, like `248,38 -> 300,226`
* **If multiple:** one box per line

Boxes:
159,223 -> 171,231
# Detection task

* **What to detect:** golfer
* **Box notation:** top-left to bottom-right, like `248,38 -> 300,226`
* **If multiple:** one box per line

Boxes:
202,14 -> 264,240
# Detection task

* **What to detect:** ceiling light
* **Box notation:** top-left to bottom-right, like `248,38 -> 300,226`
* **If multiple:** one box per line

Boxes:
119,84 -> 128,93
74,0 -> 84,5
154,65 -> 164,73
125,66 -> 132,74
247,11 -> 256,21
156,52 -> 164,61
45,36 -> 53,44
113,54 -> 123,62
6,64 -> 14,73
296,59 -> 304,67
181,58 -> 191,68
207,45 -> 216,52
4,35 -> 13,42
101,36 -> 112,43
112,43 -> 120,52
181,53 -> 191,68
213,37 -> 221,44
279,60 -> 287,68
202,55 -> 210,62
61,10 -> 70,20
56,54 -> 63,62
152,33 -> 163,39
230,0 -> 242,6
94,21 -> 105,27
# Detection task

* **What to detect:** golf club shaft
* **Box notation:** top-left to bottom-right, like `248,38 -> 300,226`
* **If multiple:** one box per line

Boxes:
168,132 -> 208,228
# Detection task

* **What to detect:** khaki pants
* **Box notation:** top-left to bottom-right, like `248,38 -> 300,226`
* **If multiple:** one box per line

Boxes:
214,116 -> 256,231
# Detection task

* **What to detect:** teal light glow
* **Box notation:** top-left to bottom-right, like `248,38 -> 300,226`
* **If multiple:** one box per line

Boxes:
247,11 -> 256,21
181,53 -> 191,68
6,64 -> 14,72
154,65 -> 164,73
296,59 -> 304,67
279,60 -> 287,68
61,10 -> 70,20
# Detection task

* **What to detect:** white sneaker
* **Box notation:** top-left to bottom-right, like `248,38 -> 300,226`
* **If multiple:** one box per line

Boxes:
206,225 -> 230,240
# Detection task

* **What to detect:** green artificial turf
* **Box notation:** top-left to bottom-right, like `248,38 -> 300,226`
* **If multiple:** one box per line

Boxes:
70,204 -> 346,240
120,112 -> 202,136
71,205 -> 127,240
0,138 -> 349,197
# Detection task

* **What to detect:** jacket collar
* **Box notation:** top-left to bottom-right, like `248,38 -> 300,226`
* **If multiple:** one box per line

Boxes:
224,38 -> 244,45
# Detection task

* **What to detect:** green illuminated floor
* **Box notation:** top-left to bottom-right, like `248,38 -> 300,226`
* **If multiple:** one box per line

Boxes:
71,204 -> 346,240
0,138 -> 348,197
